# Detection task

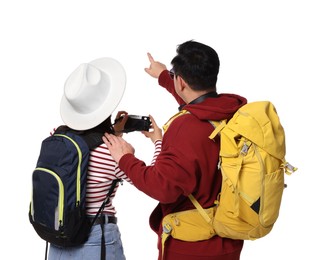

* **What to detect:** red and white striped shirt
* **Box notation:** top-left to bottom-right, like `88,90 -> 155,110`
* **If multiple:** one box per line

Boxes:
86,143 -> 130,215
86,140 -> 162,216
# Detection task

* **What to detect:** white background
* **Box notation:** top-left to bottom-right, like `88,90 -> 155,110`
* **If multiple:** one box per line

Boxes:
1,0 -> 317,259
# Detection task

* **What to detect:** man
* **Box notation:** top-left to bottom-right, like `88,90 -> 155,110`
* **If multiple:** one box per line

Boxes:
103,40 -> 247,260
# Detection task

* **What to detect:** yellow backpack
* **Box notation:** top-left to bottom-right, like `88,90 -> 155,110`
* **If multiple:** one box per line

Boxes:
192,101 -> 297,240
161,101 -> 297,254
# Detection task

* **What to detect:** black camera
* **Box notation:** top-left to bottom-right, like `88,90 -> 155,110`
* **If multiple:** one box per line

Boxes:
116,115 -> 151,133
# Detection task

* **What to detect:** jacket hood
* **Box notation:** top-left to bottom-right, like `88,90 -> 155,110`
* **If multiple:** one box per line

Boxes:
183,93 -> 247,121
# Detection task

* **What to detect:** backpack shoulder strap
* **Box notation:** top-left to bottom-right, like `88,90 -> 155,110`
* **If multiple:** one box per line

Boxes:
208,120 -> 227,140
162,110 -> 189,133
188,194 -> 212,223
91,178 -> 122,260
55,125 -> 103,149
80,132 -> 104,149
89,179 -> 122,228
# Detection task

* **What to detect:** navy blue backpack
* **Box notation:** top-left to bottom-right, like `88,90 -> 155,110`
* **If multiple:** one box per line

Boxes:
29,126 -> 120,258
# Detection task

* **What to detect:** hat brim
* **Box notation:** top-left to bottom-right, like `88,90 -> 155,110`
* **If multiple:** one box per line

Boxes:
60,57 -> 126,130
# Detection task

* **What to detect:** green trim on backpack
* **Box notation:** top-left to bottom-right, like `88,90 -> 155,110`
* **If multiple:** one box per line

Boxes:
54,133 -> 83,205
34,167 -> 65,226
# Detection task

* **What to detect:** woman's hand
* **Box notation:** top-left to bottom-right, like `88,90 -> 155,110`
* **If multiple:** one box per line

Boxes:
113,111 -> 128,136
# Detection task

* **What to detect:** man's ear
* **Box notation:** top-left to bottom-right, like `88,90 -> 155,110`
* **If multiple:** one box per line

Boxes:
177,76 -> 187,91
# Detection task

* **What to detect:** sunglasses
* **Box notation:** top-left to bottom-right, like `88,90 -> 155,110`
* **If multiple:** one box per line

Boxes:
168,68 -> 175,80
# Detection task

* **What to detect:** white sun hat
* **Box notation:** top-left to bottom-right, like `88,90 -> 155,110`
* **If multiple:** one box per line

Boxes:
60,57 -> 126,130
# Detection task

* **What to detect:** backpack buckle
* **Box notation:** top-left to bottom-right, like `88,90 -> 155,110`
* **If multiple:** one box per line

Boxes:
163,223 -> 172,234
240,141 -> 252,155
282,162 -> 298,175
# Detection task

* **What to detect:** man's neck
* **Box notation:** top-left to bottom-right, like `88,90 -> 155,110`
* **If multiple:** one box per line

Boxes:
179,91 -> 218,111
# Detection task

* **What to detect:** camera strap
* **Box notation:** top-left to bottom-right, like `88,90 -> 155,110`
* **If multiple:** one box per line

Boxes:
178,91 -> 218,111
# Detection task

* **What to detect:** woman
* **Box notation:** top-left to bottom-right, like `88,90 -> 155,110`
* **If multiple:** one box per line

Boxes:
48,57 -> 162,260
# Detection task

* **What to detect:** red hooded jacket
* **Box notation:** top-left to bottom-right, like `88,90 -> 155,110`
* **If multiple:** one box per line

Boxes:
119,70 -> 247,259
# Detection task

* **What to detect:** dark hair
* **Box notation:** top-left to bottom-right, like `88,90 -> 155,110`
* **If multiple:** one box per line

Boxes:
90,116 -> 115,134
171,40 -> 220,91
